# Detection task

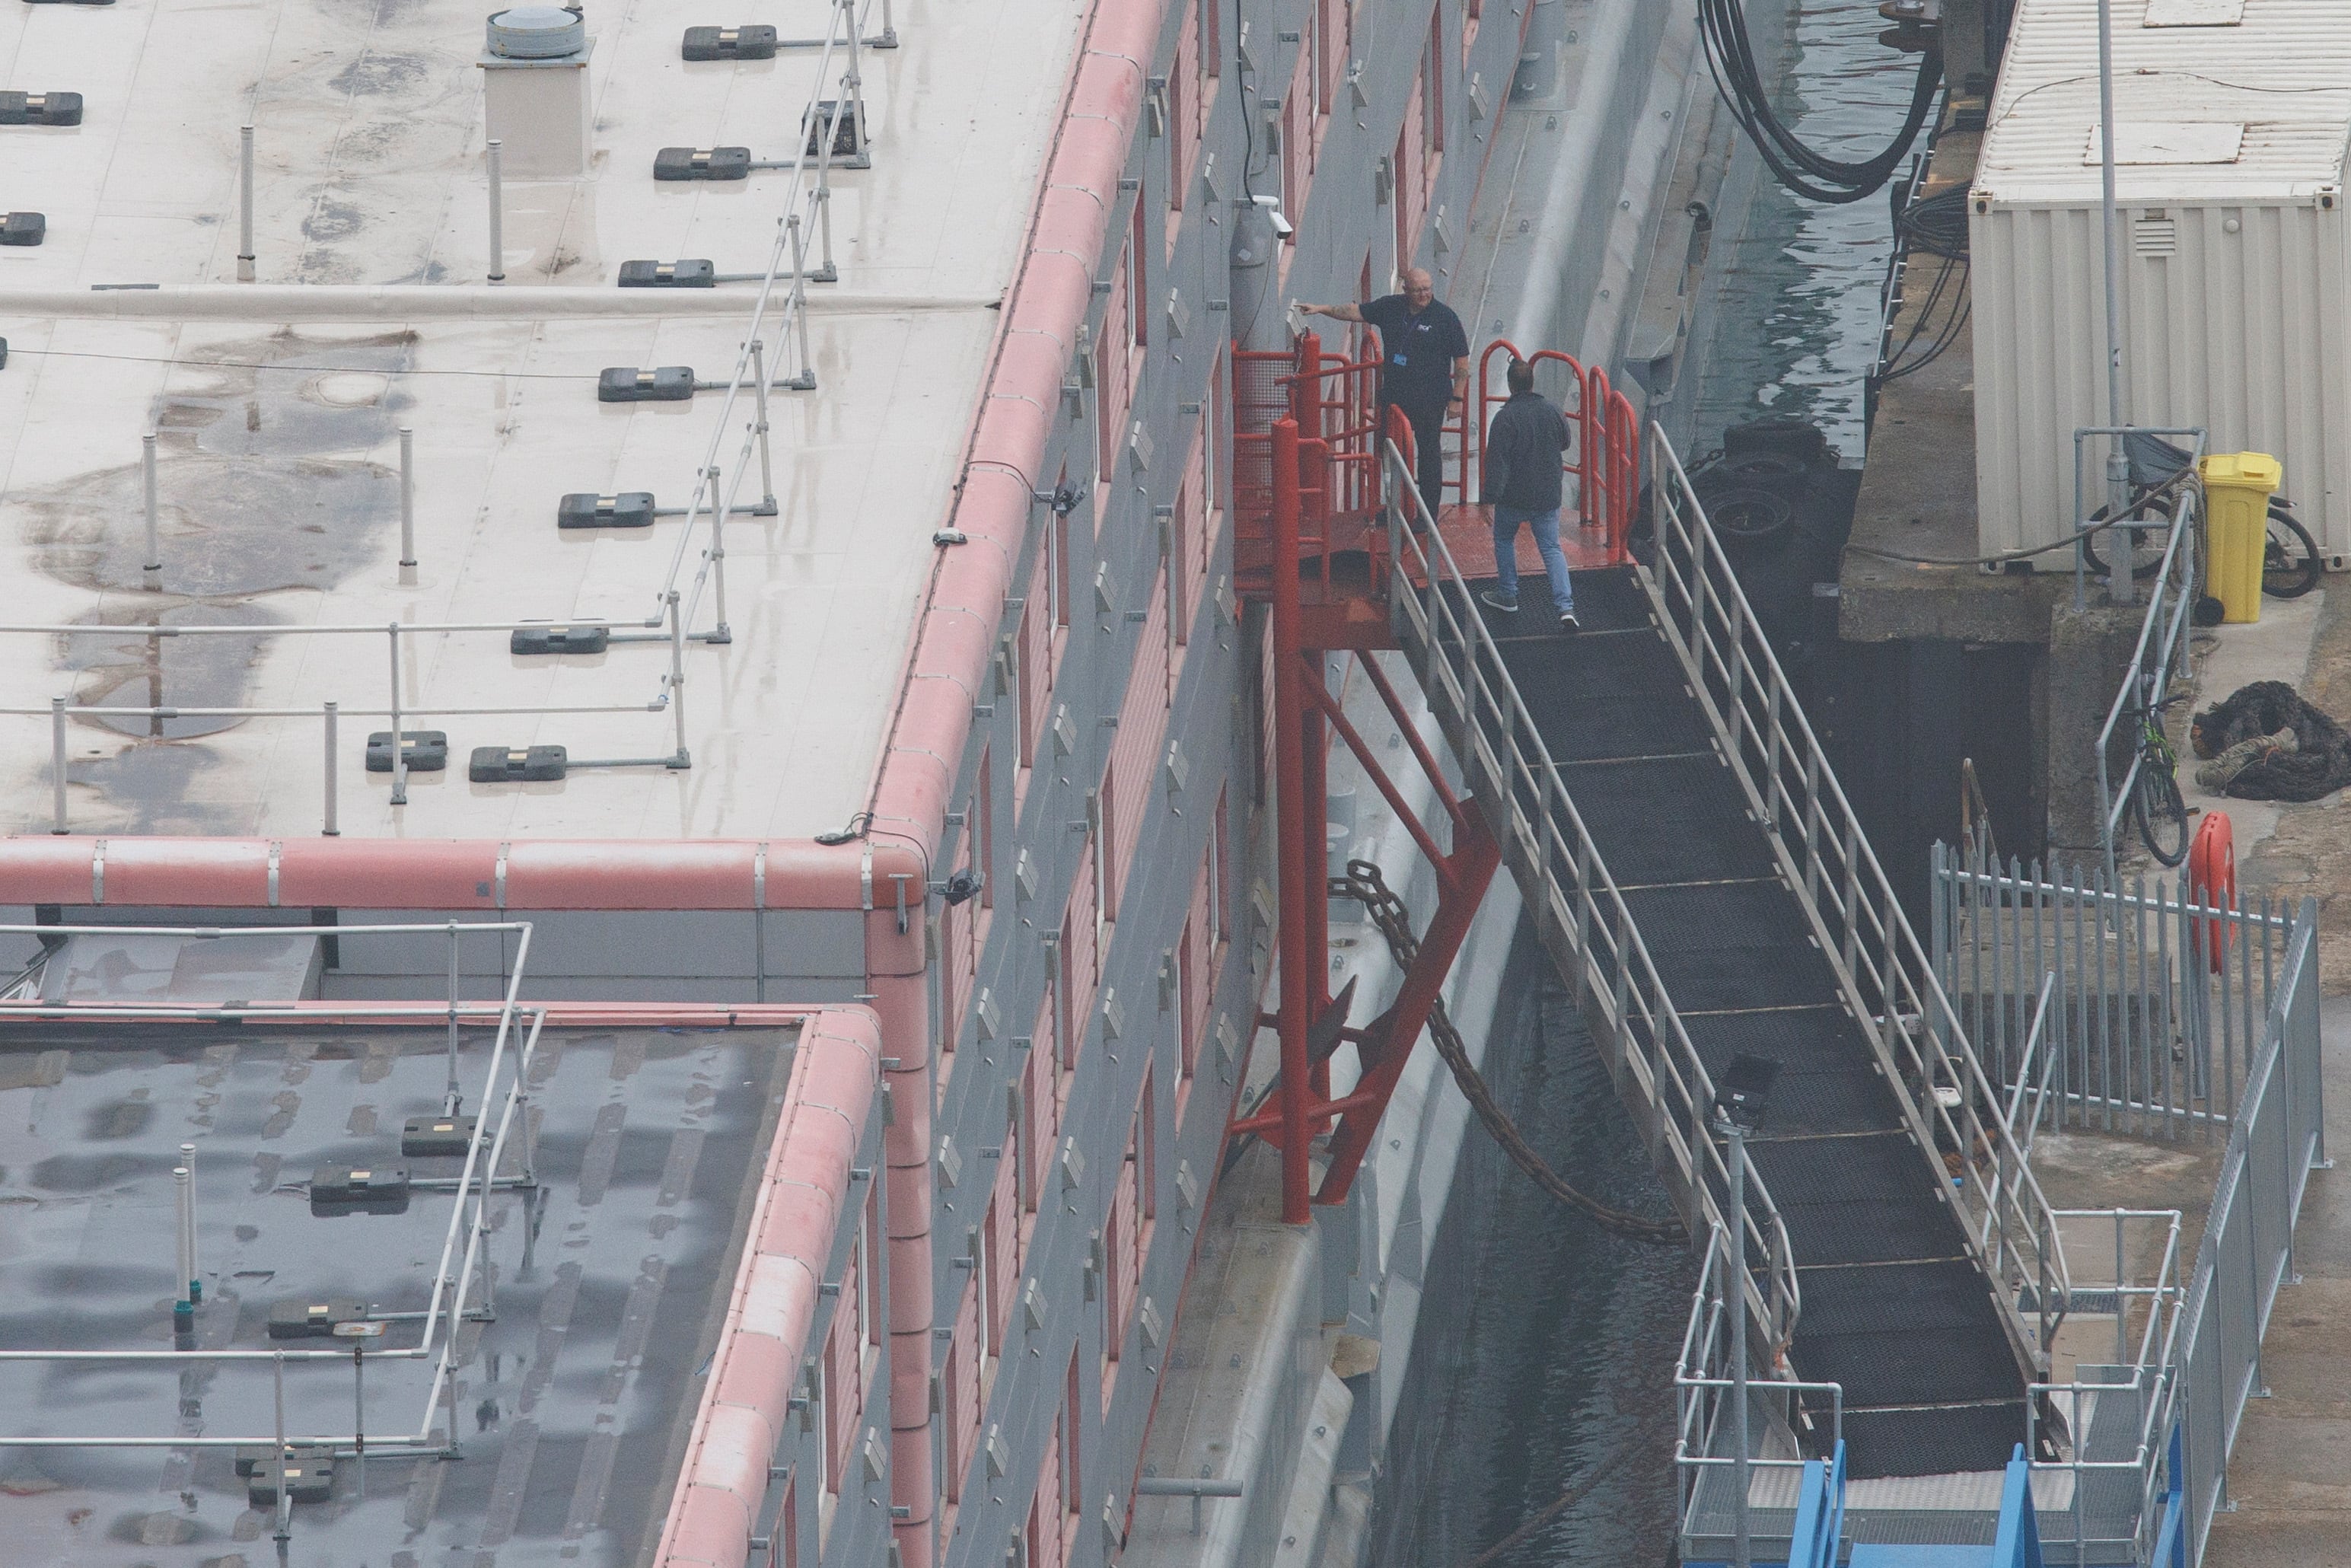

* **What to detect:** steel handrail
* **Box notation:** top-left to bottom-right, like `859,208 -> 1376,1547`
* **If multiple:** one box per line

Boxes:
1644,425 -> 2072,1372
1375,439 -> 1803,1366
1674,1235 -> 1843,1547
658,0 -> 884,633
2024,1208 -> 2185,1560
0,921 -> 540,1457
2095,477 -> 2203,891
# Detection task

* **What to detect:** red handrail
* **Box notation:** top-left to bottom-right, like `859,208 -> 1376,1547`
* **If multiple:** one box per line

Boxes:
1233,330 -> 1636,578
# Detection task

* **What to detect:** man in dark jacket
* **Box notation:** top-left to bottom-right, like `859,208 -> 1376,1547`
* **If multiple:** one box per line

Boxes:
1478,357 -> 1578,631
1299,269 -> 1469,521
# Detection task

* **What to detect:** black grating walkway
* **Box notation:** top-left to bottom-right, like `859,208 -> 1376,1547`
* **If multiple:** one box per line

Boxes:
1475,565 -> 2026,1480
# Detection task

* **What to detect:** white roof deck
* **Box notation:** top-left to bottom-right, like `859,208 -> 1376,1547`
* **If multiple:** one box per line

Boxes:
0,0 -> 1078,841
1979,0 -> 2351,205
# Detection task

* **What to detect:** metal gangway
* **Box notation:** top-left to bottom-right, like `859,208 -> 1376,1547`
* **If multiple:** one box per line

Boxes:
1232,335 -> 2062,1534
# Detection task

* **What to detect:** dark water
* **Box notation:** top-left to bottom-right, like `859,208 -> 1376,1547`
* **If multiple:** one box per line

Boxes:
1368,13 -> 1922,1567
1688,0 -> 1922,465
1366,929 -> 1691,1568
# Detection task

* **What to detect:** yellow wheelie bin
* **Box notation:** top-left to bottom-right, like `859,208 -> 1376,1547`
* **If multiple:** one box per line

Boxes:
2200,452 -> 2283,624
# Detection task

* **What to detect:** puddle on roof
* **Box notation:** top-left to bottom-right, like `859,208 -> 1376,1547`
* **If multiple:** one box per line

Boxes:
13,333 -> 416,811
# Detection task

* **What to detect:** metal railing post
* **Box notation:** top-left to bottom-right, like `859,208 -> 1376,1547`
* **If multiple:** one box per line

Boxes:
272,1350 -> 291,1542
444,923 -> 463,1114
708,464 -> 733,644
238,126 -> 256,282
667,589 -> 690,766
1728,1117 -> 1752,1568
173,1164 -> 193,1311
750,340 -> 777,508
142,434 -> 162,575
788,216 -> 816,379
181,1143 -> 200,1304
386,624 -> 408,805
486,139 -> 506,283
49,696 -> 67,834
322,701 -> 340,837
398,427 -> 418,584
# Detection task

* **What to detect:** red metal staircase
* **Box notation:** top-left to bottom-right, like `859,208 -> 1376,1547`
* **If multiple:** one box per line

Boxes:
1223,330 -> 1640,1222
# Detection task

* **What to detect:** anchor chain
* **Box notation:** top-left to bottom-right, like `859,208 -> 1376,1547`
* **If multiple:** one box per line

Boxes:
1330,858 -> 1684,1245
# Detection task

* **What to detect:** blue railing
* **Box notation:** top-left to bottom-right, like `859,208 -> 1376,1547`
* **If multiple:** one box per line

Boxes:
1785,1442 -> 1846,1568
1990,1444 -> 2046,1568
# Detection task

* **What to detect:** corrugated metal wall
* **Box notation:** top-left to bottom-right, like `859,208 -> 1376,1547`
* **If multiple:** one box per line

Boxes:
1973,199 -> 2351,561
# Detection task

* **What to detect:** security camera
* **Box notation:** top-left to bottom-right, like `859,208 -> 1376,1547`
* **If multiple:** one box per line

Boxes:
940,868 -> 986,907
1252,193 -> 1293,238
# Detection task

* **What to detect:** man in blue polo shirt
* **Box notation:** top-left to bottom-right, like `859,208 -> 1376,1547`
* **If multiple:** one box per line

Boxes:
1300,268 -> 1470,521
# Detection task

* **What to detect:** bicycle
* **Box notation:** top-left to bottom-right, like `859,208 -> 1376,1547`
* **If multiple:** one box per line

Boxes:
2263,499 -> 2323,599
2123,693 -> 2191,867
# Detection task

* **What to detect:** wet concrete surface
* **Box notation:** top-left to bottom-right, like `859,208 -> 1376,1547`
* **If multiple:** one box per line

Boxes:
0,1024 -> 788,1568
2209,584 -> 2351,996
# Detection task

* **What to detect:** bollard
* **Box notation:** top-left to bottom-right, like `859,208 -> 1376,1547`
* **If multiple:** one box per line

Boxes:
486,139 -> 506,283
322,701 -> 340,837
238,126 -> 256,282
142,434 -> 161,575
397,427 -> 418,585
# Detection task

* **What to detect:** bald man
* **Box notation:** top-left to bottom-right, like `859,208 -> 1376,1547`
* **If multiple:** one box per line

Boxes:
1301,268 -> 1470,520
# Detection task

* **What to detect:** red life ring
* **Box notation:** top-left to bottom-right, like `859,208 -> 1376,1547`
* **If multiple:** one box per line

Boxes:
2188,813 -> 2237,974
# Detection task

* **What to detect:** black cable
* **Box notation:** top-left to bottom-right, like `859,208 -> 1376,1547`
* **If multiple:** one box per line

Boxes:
1849,465 -> 2195,566
1894,185 -> 1970,259
1703,0 -> 1936,188
1696,0 -> 1940,204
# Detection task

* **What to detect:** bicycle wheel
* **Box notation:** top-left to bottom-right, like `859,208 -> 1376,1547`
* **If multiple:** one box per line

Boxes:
2263,503 -> 2322,598
2078,511 -> 2170,582
2133,758 -> 2190,868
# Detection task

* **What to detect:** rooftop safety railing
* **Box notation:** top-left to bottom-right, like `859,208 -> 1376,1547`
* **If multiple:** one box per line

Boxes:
1375,439 -> 1804,1378
1646,425 -> 2070,1378
11,0 -> 899,834
0,919 -> 542,1546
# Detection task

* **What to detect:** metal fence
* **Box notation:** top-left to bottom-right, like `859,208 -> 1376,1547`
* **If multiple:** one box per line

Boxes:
2169,904 -> 2324,1564
1645,425 -> 2068,1376
1932,838 -> 2296,1141
1927,851 -> 2325,1566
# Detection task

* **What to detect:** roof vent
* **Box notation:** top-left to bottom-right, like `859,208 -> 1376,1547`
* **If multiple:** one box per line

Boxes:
486,6 -> 586,58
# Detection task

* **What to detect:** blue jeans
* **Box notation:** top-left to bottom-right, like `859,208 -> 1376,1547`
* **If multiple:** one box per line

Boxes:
1492,505 -> 1575,616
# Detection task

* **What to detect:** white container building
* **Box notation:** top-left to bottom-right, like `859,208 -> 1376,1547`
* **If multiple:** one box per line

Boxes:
1969,0 -> 2351,564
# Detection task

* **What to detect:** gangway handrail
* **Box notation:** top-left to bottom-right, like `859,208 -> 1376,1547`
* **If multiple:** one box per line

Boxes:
1674,1225 -> 1844,1535
1644,423 -> 2071,1376
2088,440 -> 2206,890
1375,438 -> 1805,1372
